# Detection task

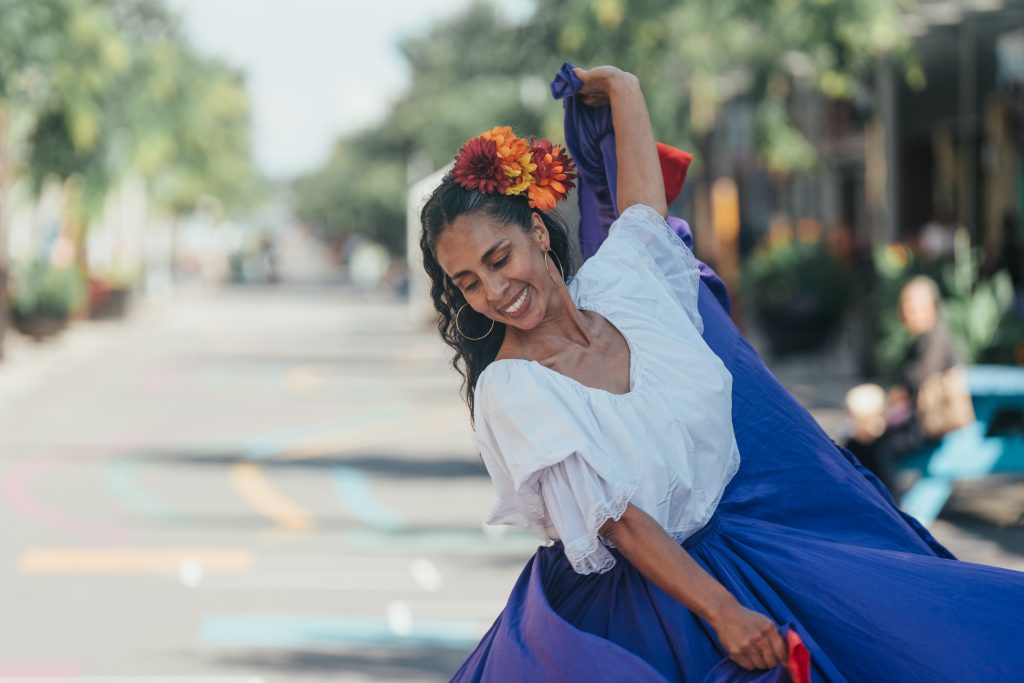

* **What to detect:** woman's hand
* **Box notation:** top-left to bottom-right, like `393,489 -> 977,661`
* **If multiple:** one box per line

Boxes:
572,65 -> 638,107
570,65 -> 667,215
710,602 -> 789,671
598,505 -> 785,672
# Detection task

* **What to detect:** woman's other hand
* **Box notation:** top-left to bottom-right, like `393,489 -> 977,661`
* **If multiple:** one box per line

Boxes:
572,65 -> 638,107
710,602 -> 788,671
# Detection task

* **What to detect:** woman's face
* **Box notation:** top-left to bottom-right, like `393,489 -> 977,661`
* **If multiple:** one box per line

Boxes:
433,211 -> 555,331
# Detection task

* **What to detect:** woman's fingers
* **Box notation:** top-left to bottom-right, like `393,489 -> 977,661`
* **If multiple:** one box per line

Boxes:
571,65 -> 626,106
769,629 -> 789,664
755,628 -> 787,669
739,628 -> 787,671
747,647 -> 769,670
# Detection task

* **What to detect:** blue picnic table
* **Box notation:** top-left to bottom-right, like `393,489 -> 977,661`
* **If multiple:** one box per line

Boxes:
899,364 -> 1024,526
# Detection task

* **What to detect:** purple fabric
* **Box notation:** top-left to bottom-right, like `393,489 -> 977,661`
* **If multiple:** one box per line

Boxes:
448,65 -> 1024,682
551,62 -> 731,314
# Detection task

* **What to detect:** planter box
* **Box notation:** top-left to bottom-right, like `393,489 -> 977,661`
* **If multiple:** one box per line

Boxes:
755,304 -> 844,356
12,312 -> 69,340
89,286 -> 132,320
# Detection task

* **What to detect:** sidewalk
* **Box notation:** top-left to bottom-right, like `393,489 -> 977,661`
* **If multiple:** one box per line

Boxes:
0,287 -> 194,412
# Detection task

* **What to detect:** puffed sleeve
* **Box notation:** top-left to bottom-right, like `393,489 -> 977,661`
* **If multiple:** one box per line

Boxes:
608,203 -> 703,335
474,363 -> 639,571
538,452 -> 634,574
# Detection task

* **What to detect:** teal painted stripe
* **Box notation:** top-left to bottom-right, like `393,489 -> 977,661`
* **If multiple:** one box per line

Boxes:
332,467 -> 403,531
200,615 -> 481,649
104,455 -> 181,522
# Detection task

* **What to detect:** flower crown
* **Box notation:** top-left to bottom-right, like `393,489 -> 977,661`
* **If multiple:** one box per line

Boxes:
452,126 -> 577,211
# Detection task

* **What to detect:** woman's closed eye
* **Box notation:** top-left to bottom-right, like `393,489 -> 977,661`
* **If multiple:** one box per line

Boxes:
464,255 -> 510,291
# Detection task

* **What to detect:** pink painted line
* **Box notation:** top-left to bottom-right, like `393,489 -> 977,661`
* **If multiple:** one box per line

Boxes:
0,662 -> 79,676
0,460 -> 125,542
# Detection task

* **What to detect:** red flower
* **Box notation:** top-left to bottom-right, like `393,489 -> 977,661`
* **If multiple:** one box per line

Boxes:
528,139 -> 576,210
453,137 -> 510,194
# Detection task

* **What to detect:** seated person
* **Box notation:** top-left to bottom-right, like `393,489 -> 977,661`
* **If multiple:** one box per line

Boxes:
843,276 -> 962,500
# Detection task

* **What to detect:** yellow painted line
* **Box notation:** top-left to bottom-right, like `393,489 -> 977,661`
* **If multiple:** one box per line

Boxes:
19,548 -> 253,575
229,462 -> 312,532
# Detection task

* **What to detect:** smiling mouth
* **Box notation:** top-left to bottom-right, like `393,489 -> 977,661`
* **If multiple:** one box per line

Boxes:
501,285 -> 529,315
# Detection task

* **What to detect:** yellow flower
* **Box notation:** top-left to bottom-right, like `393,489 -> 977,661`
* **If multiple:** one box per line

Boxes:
505,150 -> 537,195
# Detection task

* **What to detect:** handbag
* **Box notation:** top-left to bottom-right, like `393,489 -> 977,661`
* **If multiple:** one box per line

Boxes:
916,365 -> 975,439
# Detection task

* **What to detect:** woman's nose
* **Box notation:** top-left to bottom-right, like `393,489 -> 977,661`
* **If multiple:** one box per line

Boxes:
480,273 -> 509,302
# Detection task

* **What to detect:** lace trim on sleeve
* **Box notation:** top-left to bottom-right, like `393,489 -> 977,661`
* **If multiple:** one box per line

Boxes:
561,480 -> 638,575
612,204 -> 703,335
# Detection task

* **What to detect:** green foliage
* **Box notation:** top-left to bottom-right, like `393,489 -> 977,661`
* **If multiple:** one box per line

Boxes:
295,2 -> 550,254
10,261 -> 86,319
742,238 -> 854,317
0,0 -> 261,224
294,137 -> 407,255
296,0 -> 921,256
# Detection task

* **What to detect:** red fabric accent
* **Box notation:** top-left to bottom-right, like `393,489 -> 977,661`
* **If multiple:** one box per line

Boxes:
656,142 -> 693,205
785,630 -> 811,683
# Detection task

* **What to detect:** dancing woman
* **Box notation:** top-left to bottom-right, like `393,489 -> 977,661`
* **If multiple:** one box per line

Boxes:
418,65 -> 1024,682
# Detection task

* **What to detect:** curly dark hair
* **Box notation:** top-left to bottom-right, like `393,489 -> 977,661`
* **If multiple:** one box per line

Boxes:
419,175 -> 575,426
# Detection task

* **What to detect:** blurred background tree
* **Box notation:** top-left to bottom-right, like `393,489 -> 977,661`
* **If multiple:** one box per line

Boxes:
294,0 -> 921,259
0,0 -> 260,356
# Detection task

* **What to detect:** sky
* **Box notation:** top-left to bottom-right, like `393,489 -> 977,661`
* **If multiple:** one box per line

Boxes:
166,0 -> 534,180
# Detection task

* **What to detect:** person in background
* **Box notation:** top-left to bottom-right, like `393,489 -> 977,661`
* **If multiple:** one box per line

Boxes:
917,204 -> 957,261
844,275 -> 961,499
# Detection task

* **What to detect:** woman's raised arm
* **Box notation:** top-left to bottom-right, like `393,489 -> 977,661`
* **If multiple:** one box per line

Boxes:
573,66 -> 668,217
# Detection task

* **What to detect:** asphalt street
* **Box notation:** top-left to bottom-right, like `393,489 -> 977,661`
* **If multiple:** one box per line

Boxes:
0,280 -> 1020,682
0,283 -> 533,682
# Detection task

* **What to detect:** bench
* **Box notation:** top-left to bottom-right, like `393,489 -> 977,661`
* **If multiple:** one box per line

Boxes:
898,365 -> 1024,526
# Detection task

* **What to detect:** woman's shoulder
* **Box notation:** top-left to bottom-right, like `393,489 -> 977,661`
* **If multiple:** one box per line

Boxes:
474,358 -> 581,424
475,358 -> 573,411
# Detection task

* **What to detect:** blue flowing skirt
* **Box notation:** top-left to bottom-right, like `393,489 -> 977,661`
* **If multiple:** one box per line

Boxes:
451,283 -> 1024,682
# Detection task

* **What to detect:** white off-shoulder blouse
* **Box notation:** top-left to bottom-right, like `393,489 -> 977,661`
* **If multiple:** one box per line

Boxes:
473,203 -> 741,575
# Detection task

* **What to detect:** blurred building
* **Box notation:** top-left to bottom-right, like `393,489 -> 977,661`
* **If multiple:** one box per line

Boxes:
696,1 -> 1024,265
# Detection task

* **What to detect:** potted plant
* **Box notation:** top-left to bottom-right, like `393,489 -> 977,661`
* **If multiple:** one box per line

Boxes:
741,230 -> 854,355
9,261 -> 86,340
88,261 -> 138,320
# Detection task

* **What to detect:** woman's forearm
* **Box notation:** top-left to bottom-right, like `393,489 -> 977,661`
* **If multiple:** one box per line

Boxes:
599,503 -> 734,625
607,75 -> 668,217
601,503 -> 788,671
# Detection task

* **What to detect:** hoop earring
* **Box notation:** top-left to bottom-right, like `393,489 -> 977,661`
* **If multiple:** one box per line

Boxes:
545,249 -> 568,287
455,303 -> 494,341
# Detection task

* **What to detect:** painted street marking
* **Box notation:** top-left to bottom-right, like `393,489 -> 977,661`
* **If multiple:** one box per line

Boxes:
228,462 -> 312,532
104,454 -> 181,522
341,527 -> 541,554
409,557 -> 442,591
199,614 -> 484,649
0,461 -> 124,541
331,467 -> 403,530
241,409 -> 409,461
19,548 -> 253,575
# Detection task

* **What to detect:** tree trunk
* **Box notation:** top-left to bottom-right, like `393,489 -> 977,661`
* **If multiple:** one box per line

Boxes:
0,105 -> 10,361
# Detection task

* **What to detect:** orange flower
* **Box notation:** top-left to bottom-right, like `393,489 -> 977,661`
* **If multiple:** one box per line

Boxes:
455,127 -> 576,209
481,126 -> 533,185
528,139 -> 576,210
